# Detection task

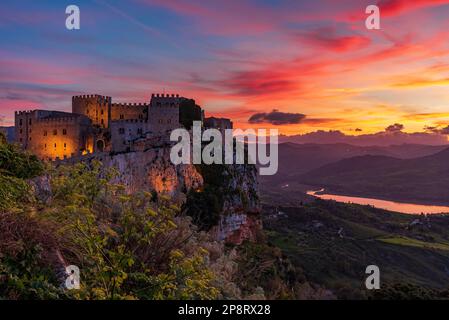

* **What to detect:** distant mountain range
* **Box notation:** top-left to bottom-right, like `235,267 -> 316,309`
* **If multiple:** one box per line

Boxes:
260,142 -> 447,185
298,147 -> 449,205
279,130 -> 449,146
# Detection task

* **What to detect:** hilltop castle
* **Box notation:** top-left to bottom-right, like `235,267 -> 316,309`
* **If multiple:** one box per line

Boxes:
15,94 -> 232,161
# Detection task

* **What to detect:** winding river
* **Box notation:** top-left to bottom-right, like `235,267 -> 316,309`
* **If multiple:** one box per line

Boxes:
307,189 -> 449,215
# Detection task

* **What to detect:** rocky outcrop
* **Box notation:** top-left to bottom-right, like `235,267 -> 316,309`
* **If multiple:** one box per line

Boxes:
100,148 -> 203,196
102,150 -> 261,244
208,164 -> 261,244
44,146 -> 261,244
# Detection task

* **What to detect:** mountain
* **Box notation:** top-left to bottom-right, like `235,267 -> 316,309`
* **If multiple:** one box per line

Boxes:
259,142 -> 447,186
298,147 -> 449,205
279,130 -> 449,146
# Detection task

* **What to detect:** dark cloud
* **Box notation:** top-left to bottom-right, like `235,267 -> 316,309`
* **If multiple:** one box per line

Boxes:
425,125 -> 449,135
385,123 -> 404,133
248,109 -> 306,125
355,128 -> 363,132
440,126 -> 449,135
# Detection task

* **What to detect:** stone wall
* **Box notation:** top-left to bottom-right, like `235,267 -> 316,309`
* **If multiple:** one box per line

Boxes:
110,119 -> 150,153
15,110 -> 92,160
111,103 -> 148,121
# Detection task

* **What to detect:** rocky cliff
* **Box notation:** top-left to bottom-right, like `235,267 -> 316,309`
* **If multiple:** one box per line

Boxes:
51,147 -> 261,244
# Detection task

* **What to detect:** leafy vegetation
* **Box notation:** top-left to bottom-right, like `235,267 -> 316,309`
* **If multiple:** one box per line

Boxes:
0,133 -> 43,211
183,164 -> 231,230
0,138 -> 275,300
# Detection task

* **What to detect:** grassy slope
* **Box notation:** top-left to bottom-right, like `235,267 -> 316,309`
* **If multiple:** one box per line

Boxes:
263,199 -> 449,297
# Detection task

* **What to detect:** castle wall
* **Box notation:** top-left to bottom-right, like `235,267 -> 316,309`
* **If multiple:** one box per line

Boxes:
111,103 -> 148,121
148,94 -> 180,134
110,119 -> 149,153
14,93 -> 209,159
72,95 -> 111,128
15,110 -> 92,160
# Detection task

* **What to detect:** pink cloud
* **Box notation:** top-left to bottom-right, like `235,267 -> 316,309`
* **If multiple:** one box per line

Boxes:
377,0 -> 449,17
297,28 -> 371,52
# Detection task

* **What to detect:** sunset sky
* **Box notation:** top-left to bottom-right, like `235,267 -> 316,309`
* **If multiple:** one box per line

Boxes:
1,0 -> 449,136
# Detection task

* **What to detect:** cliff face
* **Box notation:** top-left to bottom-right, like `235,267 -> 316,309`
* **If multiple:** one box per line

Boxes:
73,148 -> 261,244
210,164 -> 261,244
101,148 -> 203,196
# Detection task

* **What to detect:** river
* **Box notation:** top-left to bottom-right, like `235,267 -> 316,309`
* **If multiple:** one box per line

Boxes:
307,189 -> 449,215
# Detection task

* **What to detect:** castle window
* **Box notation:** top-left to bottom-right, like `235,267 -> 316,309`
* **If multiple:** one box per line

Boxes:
43,130 -> 47,136
137,128 -> 143,135
63,129 -> 67,135
101,119 -> 104,125
53,129 -> 57,135
119,128 -> 125,135
29,137 -> 32,141
158,119 -> 163,124
19,138 -> 22,142
29,119 -> 32,125
19,119 -> 22,126
120,114 -> 124,119
101,110 -> 104,115
138,114 -> 143,119
44,144 -> 47,149
86,109 -> 89,114
20,129 -> 23,134
54,143 -> 57,148
64,143 -> 67,149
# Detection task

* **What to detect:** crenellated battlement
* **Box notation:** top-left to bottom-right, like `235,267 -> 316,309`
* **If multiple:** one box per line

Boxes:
72,94 -> 112,104
38,116 -> 81,124
15,110 -> 37,115
112,102 -> 149,108
151,93 -> 180,98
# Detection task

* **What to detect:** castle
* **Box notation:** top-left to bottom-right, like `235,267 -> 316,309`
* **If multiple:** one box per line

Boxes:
15,93 -> 233,161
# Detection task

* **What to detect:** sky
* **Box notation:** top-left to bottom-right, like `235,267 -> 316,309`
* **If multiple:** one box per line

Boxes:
1,0 -> 449,137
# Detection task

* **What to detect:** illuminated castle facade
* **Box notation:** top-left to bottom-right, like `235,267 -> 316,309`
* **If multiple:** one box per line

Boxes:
15,93 -> 232,161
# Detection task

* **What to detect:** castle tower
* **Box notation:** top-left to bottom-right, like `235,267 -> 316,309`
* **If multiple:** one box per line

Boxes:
72,94 -> 112,128
148,93 -> 181,134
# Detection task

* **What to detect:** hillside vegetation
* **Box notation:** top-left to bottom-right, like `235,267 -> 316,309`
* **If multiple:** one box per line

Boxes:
264,199 -> 449,299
